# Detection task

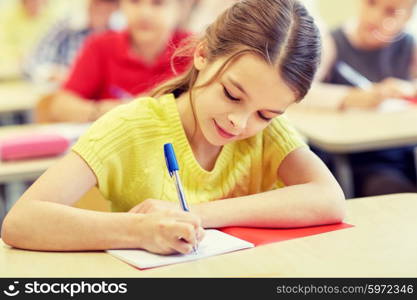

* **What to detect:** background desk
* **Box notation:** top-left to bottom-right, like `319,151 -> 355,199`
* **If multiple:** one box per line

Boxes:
0,64 -> 21,82
0,81 -> 51,124
0,123 -> 90,221
1,193 -> 416,277
286,106 -> 417,197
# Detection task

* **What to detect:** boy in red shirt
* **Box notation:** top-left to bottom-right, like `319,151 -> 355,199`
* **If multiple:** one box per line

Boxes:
48,0 -> 191,122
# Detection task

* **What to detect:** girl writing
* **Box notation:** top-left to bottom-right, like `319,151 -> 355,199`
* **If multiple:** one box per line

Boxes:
2,0 -> 346,255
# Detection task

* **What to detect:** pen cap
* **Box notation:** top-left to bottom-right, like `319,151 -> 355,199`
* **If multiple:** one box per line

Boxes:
164,143 -> 179,173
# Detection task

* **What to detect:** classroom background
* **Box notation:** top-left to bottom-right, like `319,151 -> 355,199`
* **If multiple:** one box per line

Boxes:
1,0 -> 417,230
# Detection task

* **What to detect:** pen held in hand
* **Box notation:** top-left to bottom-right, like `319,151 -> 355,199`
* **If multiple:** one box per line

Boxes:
164,143 -> 198,253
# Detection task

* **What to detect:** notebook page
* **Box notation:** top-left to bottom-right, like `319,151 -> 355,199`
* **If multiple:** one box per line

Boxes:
107,229 -> 254,269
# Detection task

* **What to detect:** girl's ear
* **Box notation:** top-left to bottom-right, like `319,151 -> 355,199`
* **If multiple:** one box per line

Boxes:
193,40 -> 208,71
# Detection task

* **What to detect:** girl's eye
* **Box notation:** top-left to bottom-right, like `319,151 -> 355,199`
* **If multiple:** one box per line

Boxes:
258,112 -> 272,122
223,86 -> 240,101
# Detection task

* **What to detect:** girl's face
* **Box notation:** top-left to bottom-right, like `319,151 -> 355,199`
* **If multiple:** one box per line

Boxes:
191,52 -> 296,147
121,0 -> 181,45
357,0 -> 414,48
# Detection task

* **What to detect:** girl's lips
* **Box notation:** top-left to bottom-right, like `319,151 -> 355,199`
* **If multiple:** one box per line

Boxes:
213,120 -> 236,139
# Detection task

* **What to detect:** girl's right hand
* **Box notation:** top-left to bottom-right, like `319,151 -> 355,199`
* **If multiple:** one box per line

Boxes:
134,210 -> 205,255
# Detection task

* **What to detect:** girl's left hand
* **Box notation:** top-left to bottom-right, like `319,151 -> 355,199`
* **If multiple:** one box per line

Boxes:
129,199 -> 182,214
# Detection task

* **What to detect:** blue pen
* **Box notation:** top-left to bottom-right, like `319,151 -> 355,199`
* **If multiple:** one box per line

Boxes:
164,143 -> 198,252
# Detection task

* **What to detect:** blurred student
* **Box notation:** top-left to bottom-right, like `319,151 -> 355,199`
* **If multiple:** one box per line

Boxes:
0,0 -> 57,79
2,0 -> 345,255
304,0 -> 417,196
306,0 -> 417,110
23,0 -> 120,84
46,0 -> 191,123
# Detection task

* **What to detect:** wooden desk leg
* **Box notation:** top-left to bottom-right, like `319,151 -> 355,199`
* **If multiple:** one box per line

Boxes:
332,154 -> 354,199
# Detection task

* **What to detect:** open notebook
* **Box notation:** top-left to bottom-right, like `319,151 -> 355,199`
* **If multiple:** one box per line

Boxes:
107,229 -> 254,269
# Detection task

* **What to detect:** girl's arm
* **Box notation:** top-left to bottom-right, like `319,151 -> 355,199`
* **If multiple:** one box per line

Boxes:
193,147 -> 346,228
1,152 -> 202,254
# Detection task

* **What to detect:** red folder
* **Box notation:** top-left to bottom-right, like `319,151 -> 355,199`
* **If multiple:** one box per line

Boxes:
404,96 -> 417,104
220,223 -> 353,246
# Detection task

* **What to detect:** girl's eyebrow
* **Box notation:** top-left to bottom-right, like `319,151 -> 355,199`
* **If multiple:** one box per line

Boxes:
228,76 -> 284,115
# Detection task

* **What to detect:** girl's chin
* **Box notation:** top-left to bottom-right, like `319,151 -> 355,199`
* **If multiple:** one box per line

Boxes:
201,130 -> 228,147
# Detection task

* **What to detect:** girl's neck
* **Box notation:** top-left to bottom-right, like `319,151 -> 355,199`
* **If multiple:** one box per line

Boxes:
176,91 -> 222,158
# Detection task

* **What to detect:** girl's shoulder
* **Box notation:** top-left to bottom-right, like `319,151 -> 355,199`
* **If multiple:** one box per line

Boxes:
262,116 -> 306,147
82,95 -> 174,140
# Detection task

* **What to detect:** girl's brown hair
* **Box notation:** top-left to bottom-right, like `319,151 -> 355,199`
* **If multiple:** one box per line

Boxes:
151,0 -> 321,101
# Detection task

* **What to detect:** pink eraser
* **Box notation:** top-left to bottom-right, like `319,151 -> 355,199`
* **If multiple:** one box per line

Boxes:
0,133 -> 70,161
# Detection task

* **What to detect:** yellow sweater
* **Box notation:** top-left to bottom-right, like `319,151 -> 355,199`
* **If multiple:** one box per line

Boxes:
72,94 -> 307,212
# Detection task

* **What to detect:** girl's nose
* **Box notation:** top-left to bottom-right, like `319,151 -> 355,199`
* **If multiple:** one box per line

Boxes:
228,112 -> 249,130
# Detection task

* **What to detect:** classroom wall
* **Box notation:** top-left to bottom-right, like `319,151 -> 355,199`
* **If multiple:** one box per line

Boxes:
317,0 -> 358,29
316,0 -> 417,34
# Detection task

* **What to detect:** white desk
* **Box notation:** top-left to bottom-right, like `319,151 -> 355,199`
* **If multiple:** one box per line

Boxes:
0,81 -> 51,124
0,64 -> 21,82
1,193 -> 416,277
286,106 -> 417,197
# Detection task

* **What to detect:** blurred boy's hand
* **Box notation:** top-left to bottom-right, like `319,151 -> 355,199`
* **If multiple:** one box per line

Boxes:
376,77 -> 417,99
342,78 -> 417,110
342,87 -> 383,109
